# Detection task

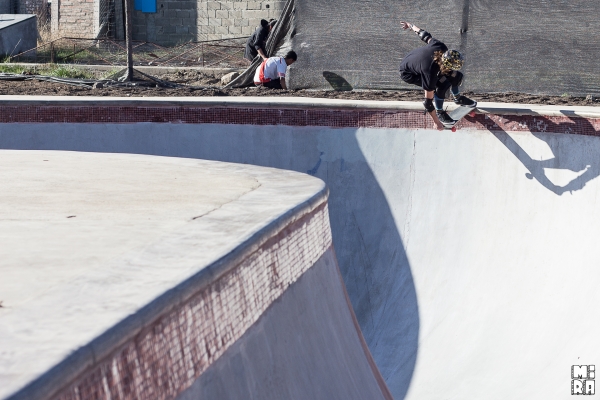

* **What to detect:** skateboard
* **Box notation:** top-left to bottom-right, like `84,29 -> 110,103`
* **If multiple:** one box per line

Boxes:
443,104 -> 477,132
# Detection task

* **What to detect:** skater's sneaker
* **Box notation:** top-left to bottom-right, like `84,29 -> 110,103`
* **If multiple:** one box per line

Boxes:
436,110 -> 455,125
453,95 -> 477,107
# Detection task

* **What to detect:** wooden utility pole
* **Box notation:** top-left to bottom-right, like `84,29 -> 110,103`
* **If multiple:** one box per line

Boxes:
124,0 -> 134,80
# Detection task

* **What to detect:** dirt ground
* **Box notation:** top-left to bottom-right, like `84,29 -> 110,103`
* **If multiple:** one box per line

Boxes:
0,69 -> 598,107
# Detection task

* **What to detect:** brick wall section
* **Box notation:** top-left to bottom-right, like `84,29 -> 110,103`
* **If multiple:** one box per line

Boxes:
53,201 -> 332,399
133,0 -> 285,45
52,0 -> 96,37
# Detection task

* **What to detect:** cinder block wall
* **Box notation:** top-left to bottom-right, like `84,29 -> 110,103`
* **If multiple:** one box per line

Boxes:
20,0 -> 45,13
0,0 -> 45,14
51,0 -> 96,37
133,0 -> 285,45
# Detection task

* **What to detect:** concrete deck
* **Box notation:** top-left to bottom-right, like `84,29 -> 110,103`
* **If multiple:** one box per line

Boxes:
0,150 -> 330,399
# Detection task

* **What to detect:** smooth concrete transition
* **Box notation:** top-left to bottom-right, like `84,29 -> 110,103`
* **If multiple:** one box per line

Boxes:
177,249 -> 387,400
2,98 -> 600,399
1,150 -> 364,399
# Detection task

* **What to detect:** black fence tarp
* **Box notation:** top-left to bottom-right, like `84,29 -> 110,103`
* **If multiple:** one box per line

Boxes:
233,0 -> 600,96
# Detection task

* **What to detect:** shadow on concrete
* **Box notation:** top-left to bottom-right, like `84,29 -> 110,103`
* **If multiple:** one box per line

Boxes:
323,71 -> 353,91
0,123 -> 419,399
487,114 -> 600,195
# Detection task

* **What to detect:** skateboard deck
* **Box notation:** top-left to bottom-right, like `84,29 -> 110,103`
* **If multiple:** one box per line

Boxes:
443,105 -> 477,131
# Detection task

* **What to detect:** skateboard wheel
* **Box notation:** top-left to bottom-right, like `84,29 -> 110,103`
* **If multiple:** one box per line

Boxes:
451,126 -> 457,132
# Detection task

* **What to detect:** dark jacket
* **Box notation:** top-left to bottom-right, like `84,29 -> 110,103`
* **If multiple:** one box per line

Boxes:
244,25 -> 270,61
399,38 -> 448,91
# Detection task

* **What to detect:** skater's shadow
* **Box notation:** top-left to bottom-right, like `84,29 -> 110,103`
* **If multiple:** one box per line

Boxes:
488,114 -> 600,195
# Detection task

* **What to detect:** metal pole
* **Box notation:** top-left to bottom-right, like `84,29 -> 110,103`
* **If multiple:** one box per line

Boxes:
124,0 -> 134,80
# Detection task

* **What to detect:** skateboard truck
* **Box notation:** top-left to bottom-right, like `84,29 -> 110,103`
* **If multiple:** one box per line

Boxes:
443,105 -> 477,131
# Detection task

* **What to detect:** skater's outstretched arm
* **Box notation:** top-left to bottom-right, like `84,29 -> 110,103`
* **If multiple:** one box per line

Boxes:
400,21 -> 432,43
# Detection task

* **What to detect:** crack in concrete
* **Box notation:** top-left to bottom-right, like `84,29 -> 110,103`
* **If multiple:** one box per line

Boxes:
403,132 -> 417,252
191,181 -> 262,221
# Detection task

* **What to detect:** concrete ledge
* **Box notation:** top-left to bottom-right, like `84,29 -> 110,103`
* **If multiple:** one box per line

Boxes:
1,151 -> 330,400
0,96 -> 598,118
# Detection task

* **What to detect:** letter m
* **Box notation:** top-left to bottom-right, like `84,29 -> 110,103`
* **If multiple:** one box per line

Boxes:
573,365 -> 589,379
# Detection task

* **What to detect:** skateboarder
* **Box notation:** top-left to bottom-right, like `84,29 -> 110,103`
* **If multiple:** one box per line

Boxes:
244,19 -> 277,62
399,21 -> 476,130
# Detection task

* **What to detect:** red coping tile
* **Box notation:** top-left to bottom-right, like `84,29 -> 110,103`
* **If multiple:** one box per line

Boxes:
1,105 -> 600,135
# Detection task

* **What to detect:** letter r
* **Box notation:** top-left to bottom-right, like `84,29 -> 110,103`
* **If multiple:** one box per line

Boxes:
573,380 -> 583,395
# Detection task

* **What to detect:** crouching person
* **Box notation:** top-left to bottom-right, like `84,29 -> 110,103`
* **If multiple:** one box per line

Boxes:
254,51 -> 297,90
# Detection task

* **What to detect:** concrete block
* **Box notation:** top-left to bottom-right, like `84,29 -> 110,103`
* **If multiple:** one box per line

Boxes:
213,26 -> 229,35
228,26 -> 243,34
241,26 -> 255,35
247,2 -> 262,10
218,2 -> 234,10
198,9 -> 216,18
153,17 -> 170,26
162,25 -> 177,34
215,10 -> 228,19
232,2 -> 247,10
205,33 -> 224,40
241,10 -> 264,19
247,18 -> 262,28
220,18 -> 235,27
228,10 -> 242,18
175,25 -> 189,34
199,25 -> 215,33
208,18 -> 222,26
267,10 -> 281,19
181,17 -> 195,26
207,1 -> 220,10
196,17 -> 210,26
234,18 -> 249,27
271,1 -> 286,10
177,1 -> 196,10
176,10 -> 191,18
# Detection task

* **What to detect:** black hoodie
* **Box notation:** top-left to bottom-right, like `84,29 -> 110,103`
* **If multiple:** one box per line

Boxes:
399,38 -> 448,91
244,20 -> 270,61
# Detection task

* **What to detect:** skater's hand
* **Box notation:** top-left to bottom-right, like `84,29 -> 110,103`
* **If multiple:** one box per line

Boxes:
400,21 -> 413,31
435,121 -> 444,131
